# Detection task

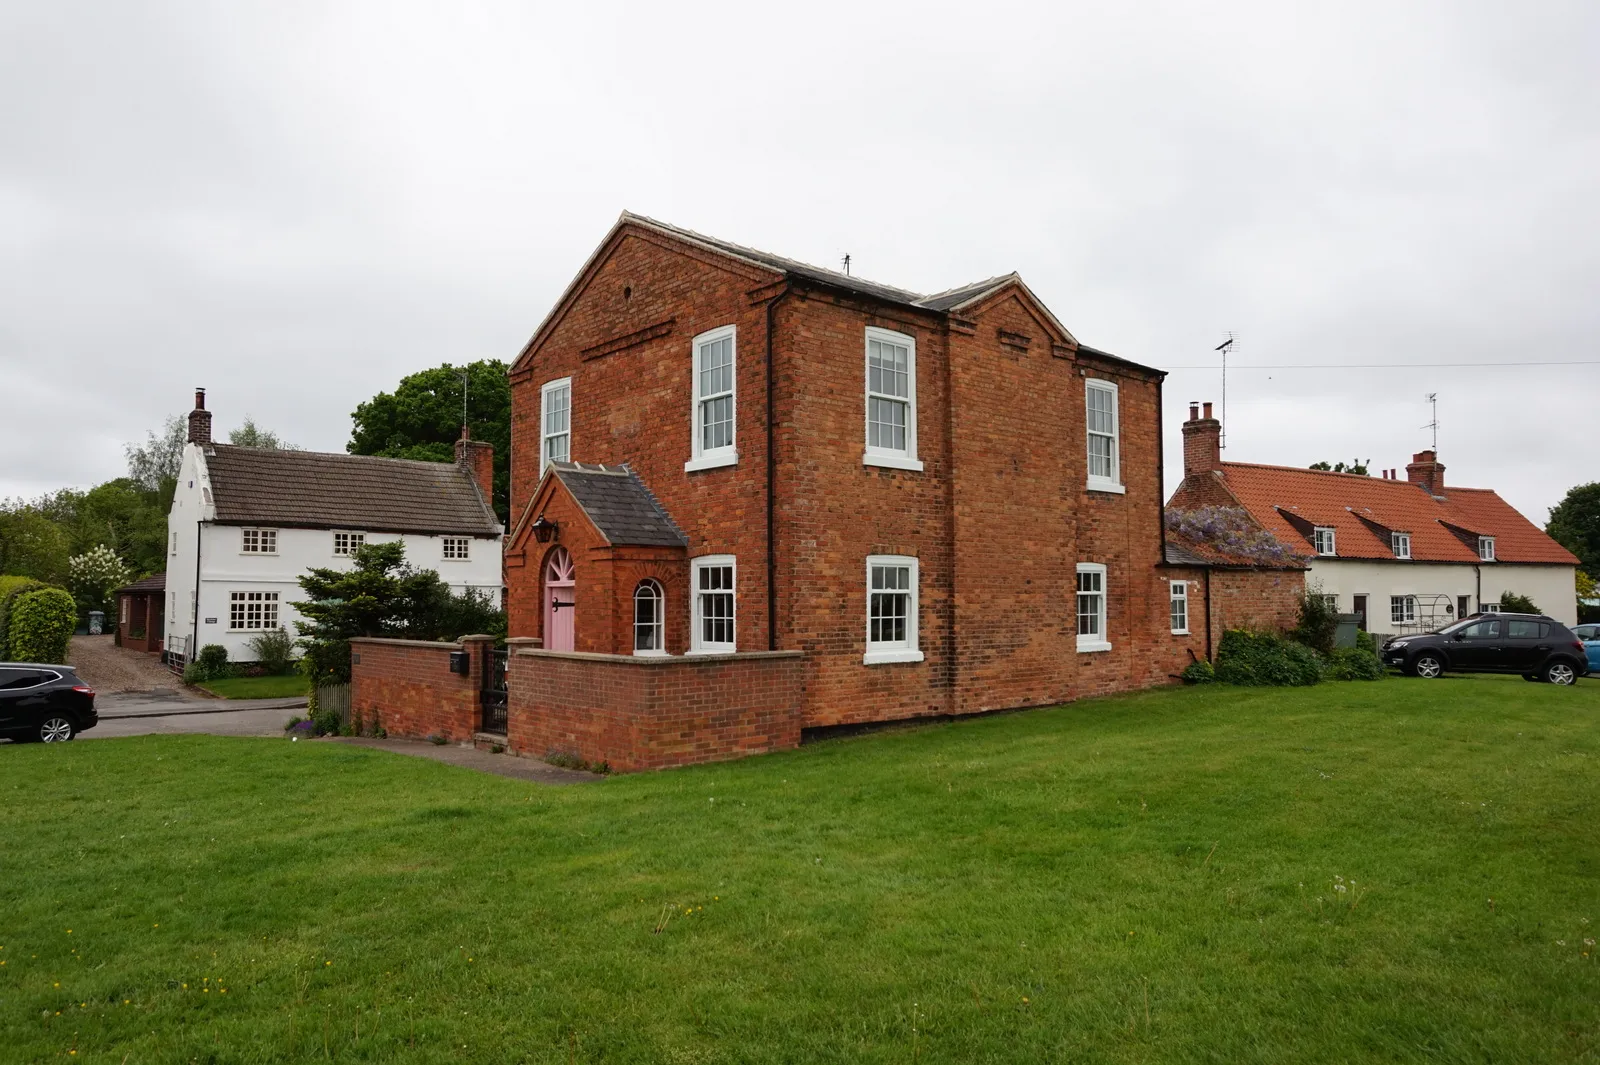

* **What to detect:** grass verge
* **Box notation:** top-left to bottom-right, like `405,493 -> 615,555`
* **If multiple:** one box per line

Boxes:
195,673 -> 308,700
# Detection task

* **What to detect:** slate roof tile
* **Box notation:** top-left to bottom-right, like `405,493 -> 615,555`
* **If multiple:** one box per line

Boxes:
549,462 -> 687,548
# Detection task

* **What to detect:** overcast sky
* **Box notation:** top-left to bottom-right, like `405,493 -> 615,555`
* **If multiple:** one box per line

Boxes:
3,1 -> 1596,523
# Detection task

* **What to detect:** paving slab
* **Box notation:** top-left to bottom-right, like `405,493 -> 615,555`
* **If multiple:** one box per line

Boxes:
328,737 -> 600,785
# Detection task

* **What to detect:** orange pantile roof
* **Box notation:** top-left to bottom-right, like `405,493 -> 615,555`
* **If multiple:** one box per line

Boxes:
1215,463 -> 1578,566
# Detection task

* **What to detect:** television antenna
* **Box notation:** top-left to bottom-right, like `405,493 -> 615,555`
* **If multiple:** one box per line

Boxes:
461,368 -> 470,436
1215,333 -> 1236,448
1422,392 -> 1438,451
841,253 -> 851,276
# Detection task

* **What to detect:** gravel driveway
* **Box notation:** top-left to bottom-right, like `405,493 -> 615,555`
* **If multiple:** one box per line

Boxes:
68,635 -> 188,693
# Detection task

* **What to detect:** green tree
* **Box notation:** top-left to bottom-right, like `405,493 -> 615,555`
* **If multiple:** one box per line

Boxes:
44,479 -> 170,576
1547,482 -> 1600,576
348,360 -> 510,522
228,417 -> 298,450
1309,459 -> 1371,475
0,504 -> 71,584
125,415 -> 187,493
1497,591 -> 1540,614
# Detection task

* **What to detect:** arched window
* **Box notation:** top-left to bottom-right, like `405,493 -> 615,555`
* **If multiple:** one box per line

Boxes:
633,580 -> 665,655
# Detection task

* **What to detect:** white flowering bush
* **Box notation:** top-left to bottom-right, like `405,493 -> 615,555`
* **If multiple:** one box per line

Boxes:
68,544 -> 130,619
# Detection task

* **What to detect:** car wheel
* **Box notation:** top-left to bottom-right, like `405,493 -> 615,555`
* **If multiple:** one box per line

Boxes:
1544,661 -> 1577,686
39,717 -> 75,742
1412,654 -> 1444,679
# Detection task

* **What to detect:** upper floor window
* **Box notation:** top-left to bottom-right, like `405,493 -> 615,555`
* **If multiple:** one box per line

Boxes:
633,580 -> 665,656
170,531 -> 178,556
442,537 -> 470,561
865,555 -> 923,664
1313,527 -> 1336,556
241,528 -> 277,554
1392,532 -> 1411,559
229,591 -> 279,631
1478,536 -> 1495,561
690,556 -> 736,653
863,327 -> 922,471
1076,562 -> 1110,652
541,377 -> 571,473
686,326 -> 737,472
1085,380 -> 1122,493
333,531 -> 366,557
1169,580 -> 1189,635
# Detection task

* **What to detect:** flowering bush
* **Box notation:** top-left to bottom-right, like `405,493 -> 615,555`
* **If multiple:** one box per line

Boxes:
68,545 -> 129,620
1165,507 -> 1303,567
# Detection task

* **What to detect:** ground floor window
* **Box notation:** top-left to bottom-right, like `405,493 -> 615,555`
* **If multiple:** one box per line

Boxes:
229,591 -> 279,631
865,555 -> 922,664
1390,595 -> 1417,625
633,580 -> 665,655
1077,563 -> 1110,651
690,556 -> 735,653
1169,580 -> 1188,634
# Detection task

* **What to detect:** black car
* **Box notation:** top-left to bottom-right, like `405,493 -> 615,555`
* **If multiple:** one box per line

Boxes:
1382,614 -> 1590,685
0,663 -> 98,742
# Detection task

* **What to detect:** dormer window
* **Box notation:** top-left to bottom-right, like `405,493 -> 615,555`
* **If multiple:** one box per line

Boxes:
1391,532 -> 1411,559
1479,536 -> 1495,561
1313,527 -> 1336,556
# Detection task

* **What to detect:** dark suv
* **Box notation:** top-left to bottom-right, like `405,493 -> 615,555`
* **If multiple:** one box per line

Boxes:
0,664 -> 98,742
1382,614 -> 1590,685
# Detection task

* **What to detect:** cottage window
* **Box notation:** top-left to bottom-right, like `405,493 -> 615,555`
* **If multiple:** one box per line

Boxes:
241,528 -> 277,554
170,531 -> 177,556
864,556 -> 922,664
686,326 -> 737,471
1392,532 -> 1411,559
229,591 -> 279,631
1478,536 -> 1495,561
690,556 -> 736,653
633,580 -> 665,656
1313,527 -> 1336,556
541,377 -> 571,473
863,327 -> 921,471
120,597 -> 129,625
442,537 -> 470,561
1390,595 -> 1417,625
333,531 -> 365,556
1169,580 -> 1189,635
1085,380 -> 1123,492
1076,563 -> 1110,652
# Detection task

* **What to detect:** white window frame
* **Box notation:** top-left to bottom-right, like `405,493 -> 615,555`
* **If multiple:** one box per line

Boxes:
1479,536 -> 1495,561
228,590 -> 280,631
685,325 -> 738,472
862,327 -> 923,472
170,531 -> 178,556
1392,532 -> 1411,559
1085,379 -> 1124,494
1076,562 -> 1111,652
1481,601 -> 1500,613
632,579 -> 667,657
1313,527 -> 1337,556
688,555 -> 737,655
442,536 -> 470,561
1169,580 -> 1189,635
863,555 -> 923,665
240,528 -> 278,555
332,531 -> 366,557
1390,595 -> 1417,625
540,377 -> 572,474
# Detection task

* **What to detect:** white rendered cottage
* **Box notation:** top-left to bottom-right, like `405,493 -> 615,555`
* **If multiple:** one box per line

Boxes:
163,390 -> 504,665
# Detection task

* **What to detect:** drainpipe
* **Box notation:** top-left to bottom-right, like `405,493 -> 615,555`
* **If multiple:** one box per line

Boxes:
1475,564 -> 1481,613
765,284 -> 793,651
1204,567 -> 1213,661
1156,376 -> 1169,567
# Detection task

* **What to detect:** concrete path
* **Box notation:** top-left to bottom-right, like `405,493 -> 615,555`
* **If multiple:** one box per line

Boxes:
95,691 -> 307,719
329,737 -> 600,785
83,704 -> 299,739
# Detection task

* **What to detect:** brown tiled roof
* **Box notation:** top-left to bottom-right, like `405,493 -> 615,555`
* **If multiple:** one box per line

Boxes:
116,572 -> 165,594
204,445 -> 499,536
1215,463 -> 1578,565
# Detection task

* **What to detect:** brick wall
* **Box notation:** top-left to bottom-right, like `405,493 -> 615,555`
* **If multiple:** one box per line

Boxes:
507,647 -> 805,771
350,637 -> 492,742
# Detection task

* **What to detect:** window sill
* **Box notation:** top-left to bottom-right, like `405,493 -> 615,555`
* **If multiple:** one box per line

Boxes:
685,451 -> 738,473
686,646 -> 737,656
1085,479 -> 1125,495
1076,640 -> 1113,653
863,453 -> 924,473
1170,629 -> 1190,636
863,649 -> 925,665
632,649 -> 670,658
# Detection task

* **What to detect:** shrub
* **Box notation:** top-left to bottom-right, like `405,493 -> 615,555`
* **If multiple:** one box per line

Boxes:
1181,659 -> 1215,684
310,704 -> 343,737
0,576 -> 46,659
8,587 -> 77,664
184,644 -> 232,684
1497,591 -> 1540,615
1291,587 -> 1340,657
246,627 -> 296,675
1327,646 -> 1386,681
1215,629 -> 1323,687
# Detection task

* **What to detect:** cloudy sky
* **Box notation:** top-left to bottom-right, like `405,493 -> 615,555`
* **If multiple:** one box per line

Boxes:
3,1 -> 1596,522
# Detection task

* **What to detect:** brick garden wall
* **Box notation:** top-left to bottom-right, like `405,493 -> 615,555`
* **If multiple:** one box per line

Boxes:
350,637 -> 492,742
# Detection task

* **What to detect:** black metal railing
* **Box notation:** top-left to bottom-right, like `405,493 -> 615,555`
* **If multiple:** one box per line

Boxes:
480,649 -> 508,734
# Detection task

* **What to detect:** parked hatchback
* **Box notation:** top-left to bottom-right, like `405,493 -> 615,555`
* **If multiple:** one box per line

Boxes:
0,664 -> 98,742
1576,623 -> 1600,672
1382,614 -> 1590,685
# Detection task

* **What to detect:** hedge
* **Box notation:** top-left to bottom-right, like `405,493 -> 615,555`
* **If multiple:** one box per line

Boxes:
1215,629 -> 1323,687
9,587 -> 77,665
0,576 -> 47,660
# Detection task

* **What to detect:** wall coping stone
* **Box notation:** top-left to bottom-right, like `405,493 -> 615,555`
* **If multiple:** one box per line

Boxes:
513,648 -> 805,665
349,637 -> 461,650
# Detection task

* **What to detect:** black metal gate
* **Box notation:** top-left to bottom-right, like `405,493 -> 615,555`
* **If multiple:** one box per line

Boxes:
480,649 -> 508,734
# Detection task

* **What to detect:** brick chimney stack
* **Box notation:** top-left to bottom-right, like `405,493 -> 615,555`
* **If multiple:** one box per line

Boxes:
455,426 -> 495,511
187,388 -> 212,445
1182,399 -> 1222,478
1405,450 -> 1446,497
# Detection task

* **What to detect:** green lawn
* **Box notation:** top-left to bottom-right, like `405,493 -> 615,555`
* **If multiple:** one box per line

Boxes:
4,676 -> 1599,1063
196,674 -> 309,699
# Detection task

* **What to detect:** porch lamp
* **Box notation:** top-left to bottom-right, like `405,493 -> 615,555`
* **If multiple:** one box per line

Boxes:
531,515 -> 559,543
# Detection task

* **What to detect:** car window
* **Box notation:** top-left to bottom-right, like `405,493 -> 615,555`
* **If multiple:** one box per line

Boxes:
1506,620 -> 1546,639
1461,620 -> 1501,639
0,669 -> 46,690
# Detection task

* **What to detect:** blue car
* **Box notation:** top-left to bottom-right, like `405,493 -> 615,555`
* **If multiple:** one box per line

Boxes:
1577,623 -> 1600,672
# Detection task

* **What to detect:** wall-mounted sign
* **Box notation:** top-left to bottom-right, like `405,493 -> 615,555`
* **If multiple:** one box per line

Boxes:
204,618 -> 218,624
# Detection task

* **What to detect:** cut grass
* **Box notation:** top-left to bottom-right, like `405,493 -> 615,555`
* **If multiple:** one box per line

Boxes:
3,675 -> 1599,1062
195,673 -> 308,699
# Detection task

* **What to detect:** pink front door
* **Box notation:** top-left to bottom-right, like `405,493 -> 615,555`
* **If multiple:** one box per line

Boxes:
543,547 -> 575,652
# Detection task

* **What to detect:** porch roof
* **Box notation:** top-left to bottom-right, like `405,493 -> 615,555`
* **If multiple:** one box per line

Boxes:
548,462 -> 687,547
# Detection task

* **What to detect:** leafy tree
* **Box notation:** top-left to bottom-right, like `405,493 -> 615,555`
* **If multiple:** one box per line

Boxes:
228,417 -> 297,450
1497,591 -> 1540,615
1547,482 -> 1600,576
1578,570 -> 1596,602
125,415 -> 187,493
68,545 -> 130,621
1309,459 -> 1371,475
0,505 -> 71,584
42,479 -> 169,576
348,360 -> 510,521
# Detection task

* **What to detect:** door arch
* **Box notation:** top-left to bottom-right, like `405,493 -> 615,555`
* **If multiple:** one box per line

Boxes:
543,547 -> 576,652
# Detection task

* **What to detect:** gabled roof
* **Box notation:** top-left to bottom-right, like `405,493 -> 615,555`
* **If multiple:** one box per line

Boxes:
204,445 -> 500,537
1214,463 -> 1578,565
116,572 -> 165,594
546,462 -> 687,547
